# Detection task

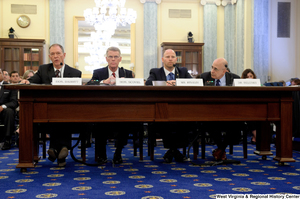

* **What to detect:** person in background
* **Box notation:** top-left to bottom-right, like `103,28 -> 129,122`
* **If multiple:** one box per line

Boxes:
22,70 -> 35,80
10,71 -> 21,84
145,49 -> 192,163
2,70 -> 10,83
241,68 -> 258,144
0,69 -> 18,150
21,43 -> 82,167
241,68 -> 256,79
291,79 -> 300,86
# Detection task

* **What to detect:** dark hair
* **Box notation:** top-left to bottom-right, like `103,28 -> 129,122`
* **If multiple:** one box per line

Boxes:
49,44 -> 64,53
10,70 -> 19,77
241,69 -> 257,79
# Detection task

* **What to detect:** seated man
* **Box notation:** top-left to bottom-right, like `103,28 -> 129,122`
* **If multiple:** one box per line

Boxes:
0,69 -> 18,150
198,57 -> 241,160
9,71 -> 21,84
145,49 -> 192,163
87,46 -> 134,164
21,44 -> 82,167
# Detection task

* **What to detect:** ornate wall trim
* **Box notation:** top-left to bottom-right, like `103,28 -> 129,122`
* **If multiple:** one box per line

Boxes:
140,0 -> 162,4
201,0 -> 237,6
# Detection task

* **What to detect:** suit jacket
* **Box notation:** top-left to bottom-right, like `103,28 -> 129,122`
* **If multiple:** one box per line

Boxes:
28,63 -> 82,84
87,66 -> 133,84
0,82 -> 18,109
145,66 -> 192,85
199,71 -> 240,86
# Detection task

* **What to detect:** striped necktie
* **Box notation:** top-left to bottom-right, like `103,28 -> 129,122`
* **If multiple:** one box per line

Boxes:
216,79 -> 220,86
55,70 -> 61,77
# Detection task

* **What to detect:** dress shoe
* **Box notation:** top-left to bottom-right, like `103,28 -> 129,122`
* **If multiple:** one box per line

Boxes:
173,149 -> 187,162
113,154 -> 123,164
97,156 -> 108,164
1,141 -> 11,150
163,149 -> 174,163
212,148 -> 227,161
58,147 -> 68,160
56,147 -> 68,167
57,158 -> 66,167
47,148 -> 57,162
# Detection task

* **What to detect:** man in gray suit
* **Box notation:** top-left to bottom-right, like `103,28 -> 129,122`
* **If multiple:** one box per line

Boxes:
22,44 -> 82,167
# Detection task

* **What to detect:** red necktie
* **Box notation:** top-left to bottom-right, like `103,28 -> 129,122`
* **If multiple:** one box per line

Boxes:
112,72 -> 116,77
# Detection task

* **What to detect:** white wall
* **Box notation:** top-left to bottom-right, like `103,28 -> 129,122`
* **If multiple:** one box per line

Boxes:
270,0 -> 297,82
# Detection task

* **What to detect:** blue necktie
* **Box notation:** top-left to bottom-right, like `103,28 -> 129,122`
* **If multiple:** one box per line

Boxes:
216,79 -> 220,86
167,72 -> 175,81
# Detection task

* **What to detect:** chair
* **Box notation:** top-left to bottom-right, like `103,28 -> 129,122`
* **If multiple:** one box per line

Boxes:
199,122 -> 248,159
93,122 -> 145,162
39,124 -> 90,162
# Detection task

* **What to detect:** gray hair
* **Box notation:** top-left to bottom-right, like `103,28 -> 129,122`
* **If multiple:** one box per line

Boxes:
106,47 -> 121,57
49,44 -> 64,53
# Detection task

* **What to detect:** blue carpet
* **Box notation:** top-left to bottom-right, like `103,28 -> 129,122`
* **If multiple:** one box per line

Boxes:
0,137 -> 300,199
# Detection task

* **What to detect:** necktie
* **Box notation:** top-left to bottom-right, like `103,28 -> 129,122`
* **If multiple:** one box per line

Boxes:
216,79 -> 220,86
112,72 -> 116,78
55,70 -> 61,77
167,72 -> 175,81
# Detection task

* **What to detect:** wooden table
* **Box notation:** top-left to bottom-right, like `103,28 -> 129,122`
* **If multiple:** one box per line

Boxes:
5,85 -> 298,170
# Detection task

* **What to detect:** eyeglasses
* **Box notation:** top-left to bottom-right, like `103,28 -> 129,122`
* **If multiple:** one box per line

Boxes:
107,56 -> 120,59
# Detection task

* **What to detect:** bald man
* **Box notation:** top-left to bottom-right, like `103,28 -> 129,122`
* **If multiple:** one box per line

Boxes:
199,58 -> 241,161
145,49 -> 193,163
199,58 -> 239,86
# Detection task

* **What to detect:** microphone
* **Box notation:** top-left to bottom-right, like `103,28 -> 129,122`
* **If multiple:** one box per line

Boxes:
173,64 -> 179,78
60,62 -> 63,66
121,67 -> 126,78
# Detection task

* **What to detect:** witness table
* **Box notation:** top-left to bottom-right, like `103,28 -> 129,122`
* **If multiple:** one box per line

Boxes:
4,85 -> 298,170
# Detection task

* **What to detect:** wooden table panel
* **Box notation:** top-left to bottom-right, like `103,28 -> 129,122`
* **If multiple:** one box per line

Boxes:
4,85 -> 298,169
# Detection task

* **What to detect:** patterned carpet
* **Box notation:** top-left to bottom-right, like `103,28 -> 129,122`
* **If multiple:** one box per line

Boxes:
0,136 -> 300,199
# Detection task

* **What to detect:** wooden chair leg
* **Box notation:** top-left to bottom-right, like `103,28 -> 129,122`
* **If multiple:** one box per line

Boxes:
138,123 -> 144,160
42,133 -> 46,159
80,134 -> 86,162
243,130 -> 248,159
183,147 -> 186,156
201,131 -> 206,159
229,144 -> 233,154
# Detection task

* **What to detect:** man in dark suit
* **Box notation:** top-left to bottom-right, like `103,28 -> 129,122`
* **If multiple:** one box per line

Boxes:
0,69 -> 18,150
87,46 -> 134,164
145,49 -> 192,163
21,44 -> 82,167
199,57 -> 241,161
199,58 -> 240,86
145,49 -> 191,86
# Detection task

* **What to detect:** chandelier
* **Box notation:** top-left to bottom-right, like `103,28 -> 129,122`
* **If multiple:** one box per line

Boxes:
83,0 -> 137,70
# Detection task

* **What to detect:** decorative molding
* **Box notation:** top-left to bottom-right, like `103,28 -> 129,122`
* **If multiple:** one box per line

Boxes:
140,0 -> 162,4
201,0 -> 236,6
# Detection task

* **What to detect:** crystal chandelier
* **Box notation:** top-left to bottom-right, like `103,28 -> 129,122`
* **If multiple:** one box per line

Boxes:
83,0 -> 137,70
